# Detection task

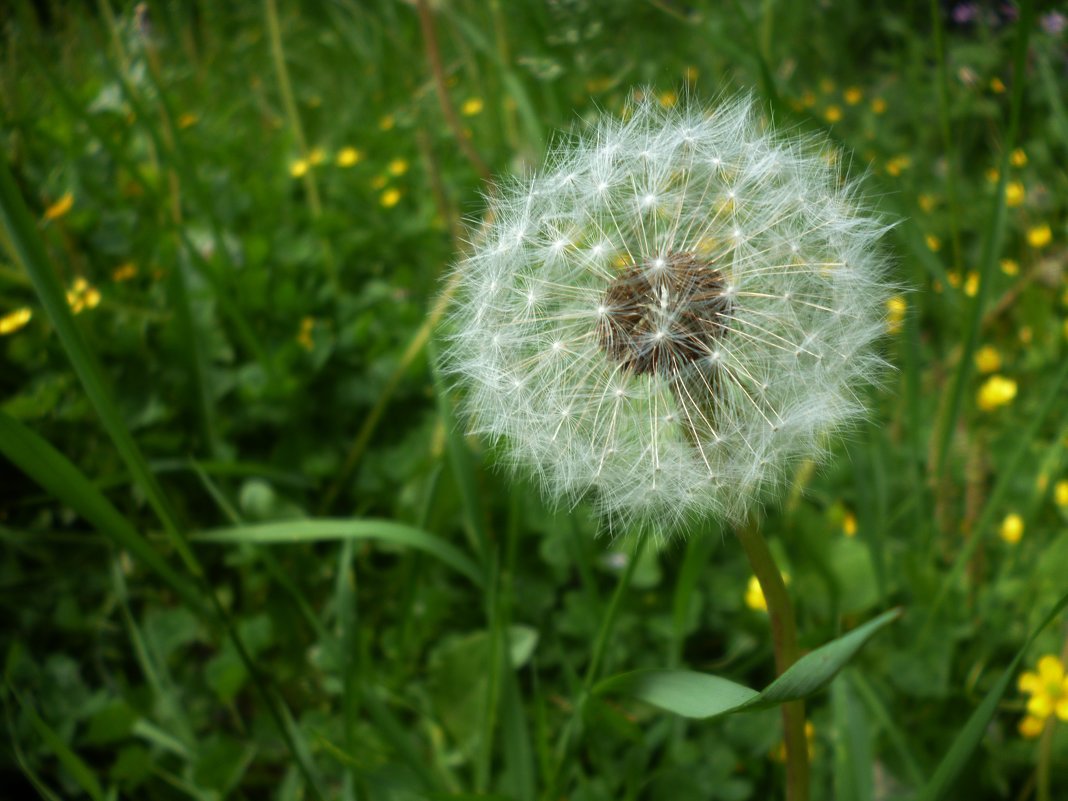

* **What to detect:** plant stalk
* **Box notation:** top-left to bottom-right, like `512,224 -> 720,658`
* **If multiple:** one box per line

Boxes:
737,520 -> 808,801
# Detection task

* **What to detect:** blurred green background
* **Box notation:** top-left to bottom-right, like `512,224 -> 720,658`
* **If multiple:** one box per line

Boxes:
2,1 -> 1067,799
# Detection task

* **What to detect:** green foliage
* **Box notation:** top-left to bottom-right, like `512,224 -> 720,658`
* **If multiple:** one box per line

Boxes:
2,1 -> 1068,799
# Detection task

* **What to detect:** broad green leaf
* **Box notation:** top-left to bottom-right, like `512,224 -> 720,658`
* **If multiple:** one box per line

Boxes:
191,519 -> 484,588
595,608 -> 901,718
916,590 -> 1068,801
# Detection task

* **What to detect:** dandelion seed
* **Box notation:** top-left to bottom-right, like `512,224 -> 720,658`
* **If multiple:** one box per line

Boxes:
440,94 -> 894,535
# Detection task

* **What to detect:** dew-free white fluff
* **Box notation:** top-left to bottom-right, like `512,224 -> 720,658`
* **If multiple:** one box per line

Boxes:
441,94 -> 893,537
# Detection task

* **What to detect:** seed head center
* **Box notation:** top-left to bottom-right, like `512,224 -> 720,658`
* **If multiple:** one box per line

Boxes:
597,252 -> 733,376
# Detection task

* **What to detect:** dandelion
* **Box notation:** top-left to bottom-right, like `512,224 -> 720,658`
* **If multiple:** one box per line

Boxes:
745,572 -> 790,612
998,513 -> 1023,544
380,188 -> 402,208
977,374 -> 1016,411
462,98 -> 484,116
441,94 -> 893,534
337,147 -> 361,167
290,159 -> 309,178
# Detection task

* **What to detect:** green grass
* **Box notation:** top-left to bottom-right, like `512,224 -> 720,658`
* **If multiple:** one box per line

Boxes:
2,1 -> 1068,799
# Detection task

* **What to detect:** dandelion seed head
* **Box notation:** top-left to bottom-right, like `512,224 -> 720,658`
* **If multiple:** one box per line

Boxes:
441,93 -> 894,538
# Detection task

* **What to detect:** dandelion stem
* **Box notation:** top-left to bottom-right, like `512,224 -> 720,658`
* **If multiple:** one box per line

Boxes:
737,520 -> 809,801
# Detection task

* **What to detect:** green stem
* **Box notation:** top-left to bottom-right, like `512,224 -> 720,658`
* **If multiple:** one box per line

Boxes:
737,520 -> 808,801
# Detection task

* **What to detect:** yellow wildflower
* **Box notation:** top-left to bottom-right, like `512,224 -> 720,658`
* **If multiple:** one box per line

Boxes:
379,114 -> 395,131
844,87 -> 863,105
1018,655 -> 1068,724
337,147 -> 361,167
461,97 -> 484,116
0,307 -> 32,336
985,167 -> 1000,184
990,76 -> 1006,93
976,374 -> 1017,411
823,105 -> 842,123
1005,181 -> 1025,207
918,194 -> 937,213
308,147 -> 325,166
1053,479 -> 1068,508
177,112 -> 198,129
974,345 -> 1001,373
886,296 -> 906,334
885,155 -> 911,177
963,272 -> 979,297
843,511 -> 857,537
66,277 -> 101,315
771,720 -> 816,762
297,316 -> 314,351
658,90 -> 678,108
1010,148 -> 1027,167
43,192 -> 74,221
871,97 -> 887,114
744,573 -> 789,612
1000,258 -> 1019,276
801,90 -> 816,108
380,188 -> 402,208
111,262 -> 137,282
998,513 -> 1023,544
1027,224 -> 1052,248
388,158 -> 409,177
684,66 -> 699,83
289,159 -> 309,178
925,234 -> 941,252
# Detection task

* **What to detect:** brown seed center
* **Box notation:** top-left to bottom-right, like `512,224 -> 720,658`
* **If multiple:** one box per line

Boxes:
598,252 -> 732,376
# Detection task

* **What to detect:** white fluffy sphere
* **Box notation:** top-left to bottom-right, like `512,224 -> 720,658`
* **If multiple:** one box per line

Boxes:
441,94 -> 893,536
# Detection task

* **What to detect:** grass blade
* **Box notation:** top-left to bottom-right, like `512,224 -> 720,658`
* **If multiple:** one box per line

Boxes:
915,591 -> 1068,801
191,519 -> 484,588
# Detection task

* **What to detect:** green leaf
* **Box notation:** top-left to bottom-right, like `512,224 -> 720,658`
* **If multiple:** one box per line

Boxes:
191,519 -> 484,588
595,608 -> 901,719
916,591 -> 1068,801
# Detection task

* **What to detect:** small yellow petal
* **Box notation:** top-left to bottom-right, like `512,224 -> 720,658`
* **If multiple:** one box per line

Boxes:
0,307 -> 33,335
871,97 -> 887,114
658,90 -> 677,108
885,296 -> 907,334
925,234 -> 941,252
1019,670 -> 1041,695
380,188 -> 402,208
990,77 -> 1006,94
388,158 -> 409,177
963,272 -> 979,297
823,105 -> 842,123
843,87 -> 862,105
1010,148 -> 1027,167
744,575 -> 767,612
112,262 -> 137,282
290,159 -> 309,178
999,258 -> 1019,276
44,192 -> 74,221
1037,655 -> 1065,685
1018,715 -> 1045,738
1027,694 -> 1053,718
